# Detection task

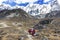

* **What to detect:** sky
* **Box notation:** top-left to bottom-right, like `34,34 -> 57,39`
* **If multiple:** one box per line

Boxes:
0,0 -> 60,6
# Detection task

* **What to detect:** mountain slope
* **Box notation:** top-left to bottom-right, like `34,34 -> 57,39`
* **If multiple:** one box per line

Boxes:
0,8 -> 34,22
45,10 -> 60,18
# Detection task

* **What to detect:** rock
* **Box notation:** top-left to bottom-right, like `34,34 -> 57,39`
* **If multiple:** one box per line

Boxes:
41,36 -> 48,40
33,25 -> 43,30
39,19 -> 53,25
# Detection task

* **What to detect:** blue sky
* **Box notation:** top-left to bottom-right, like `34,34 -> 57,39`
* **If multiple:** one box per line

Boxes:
34,0 -> 52,4
0,0 -> 54,6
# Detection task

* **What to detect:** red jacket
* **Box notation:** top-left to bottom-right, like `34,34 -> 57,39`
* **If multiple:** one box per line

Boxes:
28,29 -> 35,36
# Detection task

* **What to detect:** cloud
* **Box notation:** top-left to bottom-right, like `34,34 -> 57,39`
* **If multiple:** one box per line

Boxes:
0,0 -> 38,4
0,0 -> 38,6
0,0 -> 7,4
44,0 -> 52,3
1,0 -> 58,7
14,0 -> 38,4
57,0 -> 60,4
44,0 -> 50,2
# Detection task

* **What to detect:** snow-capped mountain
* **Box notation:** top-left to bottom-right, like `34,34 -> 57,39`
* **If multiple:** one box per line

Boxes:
23,4 -> 51,16
26,0 -> 59,14
20,3 -> 51,18
22,0 -> 60,18
45,0 -> 60,18
50,0 -> 60,11
0,0 -> 60,18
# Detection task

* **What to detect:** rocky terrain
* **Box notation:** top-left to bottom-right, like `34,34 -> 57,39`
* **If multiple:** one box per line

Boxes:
0,9 -> 60,40
45,10 -> 60,18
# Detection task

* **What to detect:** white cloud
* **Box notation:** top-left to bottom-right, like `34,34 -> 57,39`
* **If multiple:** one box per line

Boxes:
44,0 -> 50,2
57,0 -> 60,5
0,0 -> 7,4
14,0 -> 38,4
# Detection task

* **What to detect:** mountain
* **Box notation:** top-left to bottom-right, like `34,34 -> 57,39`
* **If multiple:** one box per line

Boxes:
0,3 -> 51,18
50,0 -> 60,11
23,4 -> 51,16
21,0 -> 60,18
45,0 -> 60,18
0,0 -> 60,19
0,8 -> 33,21
45,10 -> 60,18
21,3 -> 52,19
